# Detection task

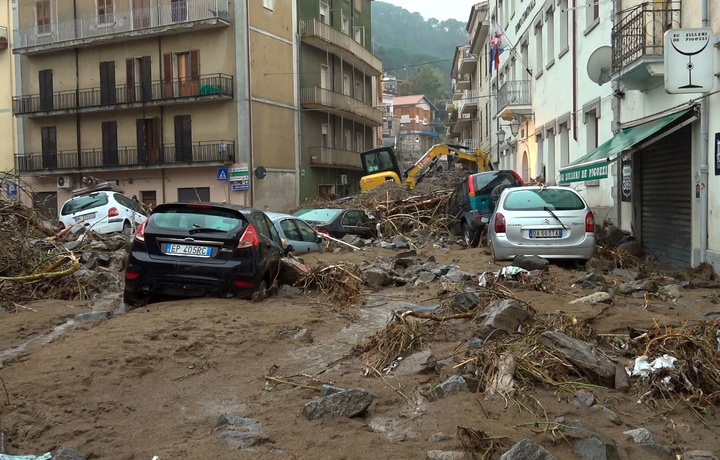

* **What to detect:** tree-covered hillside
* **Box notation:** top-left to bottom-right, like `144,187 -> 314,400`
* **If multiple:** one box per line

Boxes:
372,2 -> 470,99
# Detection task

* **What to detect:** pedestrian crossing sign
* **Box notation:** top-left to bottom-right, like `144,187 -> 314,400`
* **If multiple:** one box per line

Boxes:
217,168 -> 229,182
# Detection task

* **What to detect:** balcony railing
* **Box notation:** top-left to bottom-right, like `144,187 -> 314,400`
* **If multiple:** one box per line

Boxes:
13,74 -> 233,116
497,80 -> 532,111
611,2 -> 681,72
459,51 -> 477,74
308,146 -> 362,170
463,139 -> 479,150
15,140 -> 234,172
300,87 -> 383,125
13,0 -> 230,52
459,89 -> 479,114
299,19 -> 382,75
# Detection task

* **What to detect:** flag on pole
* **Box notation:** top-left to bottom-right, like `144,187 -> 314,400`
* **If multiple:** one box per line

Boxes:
488,22 -> 510,76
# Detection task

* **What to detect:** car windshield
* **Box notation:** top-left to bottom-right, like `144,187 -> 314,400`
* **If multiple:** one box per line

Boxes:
61,193 -> 109,215
151,209 -> 244,232
293,208 -> 343,224
504,189 -> 585,211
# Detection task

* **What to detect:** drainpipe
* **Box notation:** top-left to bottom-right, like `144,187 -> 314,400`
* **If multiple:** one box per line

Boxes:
571,0 -> 578,141
244,0 -> 255,207
699,0 -> 709,263
612,0 -> 622,228
74,0 -> 81,170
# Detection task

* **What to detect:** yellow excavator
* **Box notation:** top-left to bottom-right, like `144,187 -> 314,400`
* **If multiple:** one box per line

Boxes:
359,143 -> 494,192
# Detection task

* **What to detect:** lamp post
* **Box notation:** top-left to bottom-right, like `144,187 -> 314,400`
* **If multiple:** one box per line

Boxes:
496,129 -> 506,144
509,118 -> 521,137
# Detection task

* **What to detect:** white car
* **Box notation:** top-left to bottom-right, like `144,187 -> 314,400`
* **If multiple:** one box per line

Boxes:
59,190 -> 147,234
266,212 -> 326,254
488,186 -> 596,263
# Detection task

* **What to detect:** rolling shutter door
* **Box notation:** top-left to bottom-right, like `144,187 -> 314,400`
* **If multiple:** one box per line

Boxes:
638,125 -> 692,268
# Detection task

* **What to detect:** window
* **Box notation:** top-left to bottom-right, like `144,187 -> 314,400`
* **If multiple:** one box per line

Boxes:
163,50 -> 200,98
504,188 -> 585,211
177,187 -> 210,202
536,134 -> 543,180
521,42 -> 529,74
546,128 -> 555,184
354,0 -> 361,12
343,74 -> 351,96
342,15 -> 350,34
345,129 -> 352,149
36,0 -> 51,34
545,8 -> 555,67
559,0 -> 569,54
320,2 -> 329,24
321,123 -> 330,147
585,109 -> 599,153
140,191 -> 157,208
559,122 -> 570,167
171,0 -> 188,22
586,0 -> 599,30
356,132 -> 364,151
98,0 -> 114,24
262,0 -> 275,11
534,23 -> 543,76
39,69 -> 53,111
320,64 -> 329,89
354,26 -> 365,45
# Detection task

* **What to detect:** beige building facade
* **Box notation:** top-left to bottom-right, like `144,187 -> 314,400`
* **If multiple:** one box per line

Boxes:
1,1 -> 16,175
12,0 -> 298,217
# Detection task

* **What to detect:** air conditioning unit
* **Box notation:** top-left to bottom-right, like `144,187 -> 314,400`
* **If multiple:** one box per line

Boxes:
57,176 -> 74,189
337,174 -> 348,185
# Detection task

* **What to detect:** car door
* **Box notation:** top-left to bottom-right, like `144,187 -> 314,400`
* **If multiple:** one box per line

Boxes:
252,212 -> 282,274
278,218 -> 311,253
294,218 -> 323,253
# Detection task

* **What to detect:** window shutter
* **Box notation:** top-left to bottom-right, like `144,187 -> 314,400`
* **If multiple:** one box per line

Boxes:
163,53 -> 173,97
190,50 -> 200,81
126,59 -> 135,102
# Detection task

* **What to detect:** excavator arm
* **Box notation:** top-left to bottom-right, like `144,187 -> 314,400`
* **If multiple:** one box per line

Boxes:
404,144 -> 494,190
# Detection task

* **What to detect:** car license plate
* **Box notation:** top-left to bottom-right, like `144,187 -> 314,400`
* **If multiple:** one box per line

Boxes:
164,243 -> 212,257
530,229 -> 562,238
74,212 -> 97,223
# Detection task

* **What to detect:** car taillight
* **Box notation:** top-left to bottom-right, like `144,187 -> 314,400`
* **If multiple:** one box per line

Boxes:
512,171 -> 525,186
234,280 -> 255,288
125,272 -> 140,280
494,212 -> 506,233
468,176 -> 476,197
585,212 -> 595,233
135,220 -> 147,243
58,221 -> 65,230
317,229 -> 330,236
237,224 -> 260,249
108,207 -> 119,218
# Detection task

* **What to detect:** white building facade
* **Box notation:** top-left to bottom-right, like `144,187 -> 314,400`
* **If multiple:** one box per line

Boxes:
582,0 -> 718,270
485,0 -> 614,219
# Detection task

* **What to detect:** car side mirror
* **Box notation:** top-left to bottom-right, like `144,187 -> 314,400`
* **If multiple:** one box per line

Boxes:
283,244 -> 295,256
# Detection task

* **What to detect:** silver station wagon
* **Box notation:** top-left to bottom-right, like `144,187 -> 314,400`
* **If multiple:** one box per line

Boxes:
488,186 -> 596,263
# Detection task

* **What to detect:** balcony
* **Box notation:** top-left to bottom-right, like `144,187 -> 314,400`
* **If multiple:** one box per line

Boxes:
463,139 -> 479,150
300,87 -> 383,126
459,90 -> 479,115
308,146 -> 362,170
456,75 -> 471,91
299,19 -> 382,76
450,113 -> 472,135
611,2 -> 681,91
15,140 -> 234,174
459,51 -> 477,75
496,80 -> 532,120
13,74 -> 233,117
13,0 -> 231,55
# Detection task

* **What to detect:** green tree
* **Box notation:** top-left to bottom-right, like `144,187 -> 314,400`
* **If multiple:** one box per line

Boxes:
399,64 -> 448,103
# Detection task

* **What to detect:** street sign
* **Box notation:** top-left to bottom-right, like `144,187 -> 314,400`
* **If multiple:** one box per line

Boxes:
230,182 -> 249,191
5,183 -> 18,198
217,168 -> 229,182
664,28 -> 714,94
229,167 -> 249,181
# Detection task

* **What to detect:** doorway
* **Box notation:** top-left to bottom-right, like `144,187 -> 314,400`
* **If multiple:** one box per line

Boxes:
133,0 -> 151,29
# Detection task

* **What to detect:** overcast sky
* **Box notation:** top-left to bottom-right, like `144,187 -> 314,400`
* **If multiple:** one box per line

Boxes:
379,0 -> 481,22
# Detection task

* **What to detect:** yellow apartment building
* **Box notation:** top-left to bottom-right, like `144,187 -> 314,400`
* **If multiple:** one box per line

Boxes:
11,0 -> 297,217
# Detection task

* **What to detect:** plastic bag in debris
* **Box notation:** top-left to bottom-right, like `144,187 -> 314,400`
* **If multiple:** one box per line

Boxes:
479,266 -> 528,287
629,354 -> 677,377
0,454 -> 53,460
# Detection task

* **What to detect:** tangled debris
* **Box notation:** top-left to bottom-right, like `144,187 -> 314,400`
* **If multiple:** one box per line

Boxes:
296,262 -> 365,307
0,198 -> 130,308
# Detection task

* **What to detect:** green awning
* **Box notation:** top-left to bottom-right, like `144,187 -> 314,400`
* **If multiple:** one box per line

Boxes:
558,108 -> 694,183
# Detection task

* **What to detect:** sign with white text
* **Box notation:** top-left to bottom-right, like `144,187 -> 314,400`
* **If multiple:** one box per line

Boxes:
664,28 -> 714,94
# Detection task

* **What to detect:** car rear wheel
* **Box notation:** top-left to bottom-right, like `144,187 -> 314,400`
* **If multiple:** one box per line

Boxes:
123,289 -> 144,308
251,279 -> 268,302
462,222 -> 479,248
121,220 -> 132,235
489,240 -> 499,264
